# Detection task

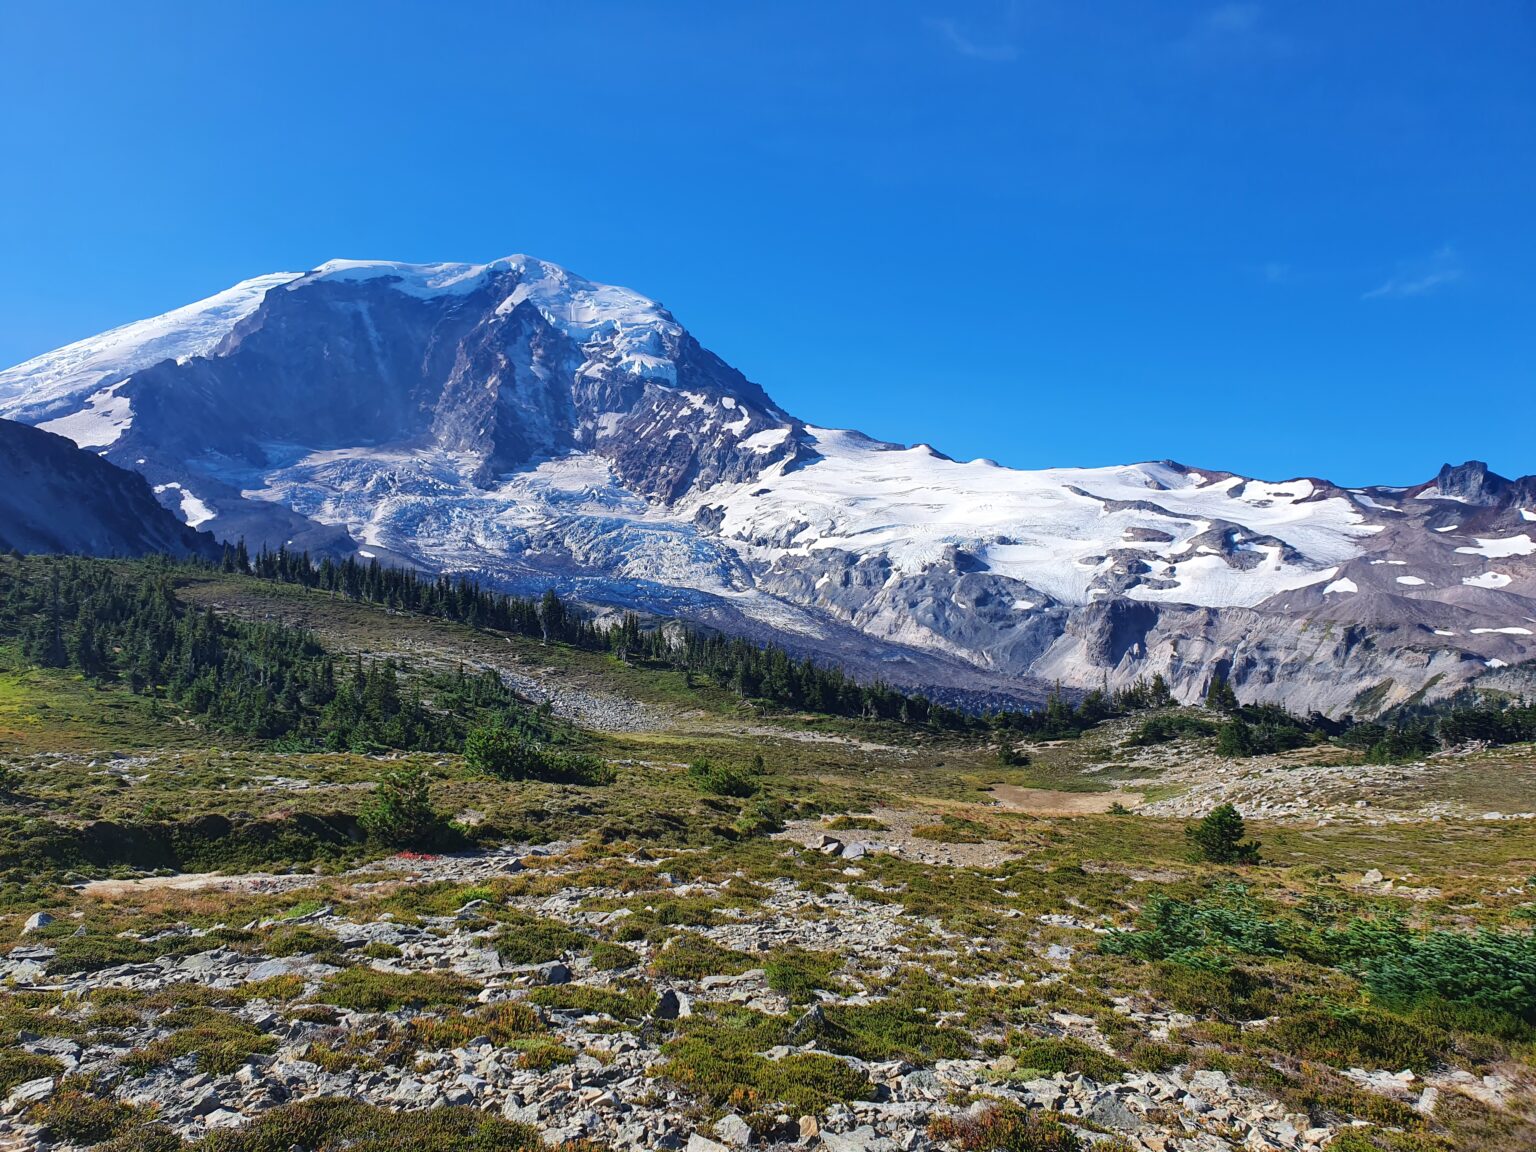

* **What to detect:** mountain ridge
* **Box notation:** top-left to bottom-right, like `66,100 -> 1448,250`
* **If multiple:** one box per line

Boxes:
2,257 -> 1532,715
0,418 -> 220,560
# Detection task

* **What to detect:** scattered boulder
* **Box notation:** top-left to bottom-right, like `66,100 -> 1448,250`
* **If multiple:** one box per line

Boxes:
714,1113 -> 754,1146
21,911 -> 53,935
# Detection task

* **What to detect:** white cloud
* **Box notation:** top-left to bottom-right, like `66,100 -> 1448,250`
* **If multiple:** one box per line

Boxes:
924,6 -> 1020,63
1180,3 -> 1293,60
1363,246 -> 1464,300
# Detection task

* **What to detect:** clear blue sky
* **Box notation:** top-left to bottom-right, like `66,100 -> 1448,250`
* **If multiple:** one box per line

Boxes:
2,2 -> 1532,485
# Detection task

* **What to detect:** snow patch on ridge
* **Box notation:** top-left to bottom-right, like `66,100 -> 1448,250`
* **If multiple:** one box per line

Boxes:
681,427 -> 1380,608
37,383 -> 134,448
0,272 -> 301,422
153,482 -> 216,528
1456,534 -> 1536,559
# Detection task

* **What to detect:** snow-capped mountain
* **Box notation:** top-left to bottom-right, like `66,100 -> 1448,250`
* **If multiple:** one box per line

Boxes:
3,257 -> 1533,714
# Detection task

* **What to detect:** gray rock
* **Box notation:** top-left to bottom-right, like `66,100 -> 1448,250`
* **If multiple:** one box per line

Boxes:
821,1126 -> 888,1152
714,1113 -> 754,1146
688,1135 -> 733,1152
508,960 -> 571,986
654,989 -> 692,1020
21,912 -> 53,935
5,1076 -> 55,1110
1020,1078 -> 1065,1107
787,1003 -> 826,1043
1086,1094 -> 1139,1131
247,957 -> 301,981
1188,1069 -> 1231,1099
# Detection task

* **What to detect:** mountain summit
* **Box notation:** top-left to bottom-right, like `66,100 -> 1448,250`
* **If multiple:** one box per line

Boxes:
3,257 -> 1533,713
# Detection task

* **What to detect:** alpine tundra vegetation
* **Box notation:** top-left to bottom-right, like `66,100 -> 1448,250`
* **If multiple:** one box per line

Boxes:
0,552 -> 1532,1152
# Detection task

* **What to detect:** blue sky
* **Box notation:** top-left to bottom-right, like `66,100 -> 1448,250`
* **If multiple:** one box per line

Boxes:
1,1 -> 1531,485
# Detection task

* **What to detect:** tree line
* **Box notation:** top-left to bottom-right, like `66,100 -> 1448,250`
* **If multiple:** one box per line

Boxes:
0,554 -> 559,753
1197,673 -> 1536,763
229,544 -> 1183,736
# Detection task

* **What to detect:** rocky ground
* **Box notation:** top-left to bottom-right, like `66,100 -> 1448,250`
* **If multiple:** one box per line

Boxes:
1107,743 -> 1536,825
3,833 -> 1496,1152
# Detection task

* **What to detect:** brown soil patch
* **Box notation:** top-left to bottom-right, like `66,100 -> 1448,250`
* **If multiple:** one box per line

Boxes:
987,784 -> 1143,815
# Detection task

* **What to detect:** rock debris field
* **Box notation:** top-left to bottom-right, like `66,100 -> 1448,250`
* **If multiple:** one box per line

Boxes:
0,839 -> 1424,1152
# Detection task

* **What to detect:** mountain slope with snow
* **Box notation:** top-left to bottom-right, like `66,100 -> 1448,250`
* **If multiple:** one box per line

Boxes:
0,419 -> 219,559
2,257 -> 1532,714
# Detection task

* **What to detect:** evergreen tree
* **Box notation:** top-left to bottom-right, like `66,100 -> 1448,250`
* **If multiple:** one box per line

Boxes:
1204,674 -> 1239,713
1215,718 -> 1253,757
359,766 -> 450,850
1186,803 -> 1261,864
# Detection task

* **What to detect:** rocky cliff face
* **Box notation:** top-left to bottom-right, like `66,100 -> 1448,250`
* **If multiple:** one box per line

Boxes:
2,257 -> 1532,715
0,419 -> 218,559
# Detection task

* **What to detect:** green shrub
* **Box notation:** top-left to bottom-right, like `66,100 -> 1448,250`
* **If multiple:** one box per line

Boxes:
1005,1035 -> 1127,1082
1264,1005 -> 1449,1070
1326,1130 -> 1451,1152
192,1097 -> 543,1152
661,1035 -> 873,1114
405,1002 -> 546,1054
911,814 -> 990,844
493,911 -> 591,965
589,941 -> 640,971
234,974 -> 307,1003
317,968 -> 478,1013
0,1048 -> 61,1094
686,758 -> 759,798
464,728 -> 613,785
1125,1038 -> 1186,1072
1126,713 -> 1217,747
263,925 -> 347,963
1143,961 -> 1284,1022
1101,887 -> 1291,967
814,1000 -> 972,1063
825,815 -> 888,831
44,929 -> 251,975
30,1087 -> 136,1144
100,1125 -> 188,1152
650,933 -> 757,980
527,984 -> 657,1020
763,947 -> 844,1004
1332,918 -> 1536,1024
124,1008 -> 278,1076
733,799 -> 789,837
929,1103 -> 1084,1152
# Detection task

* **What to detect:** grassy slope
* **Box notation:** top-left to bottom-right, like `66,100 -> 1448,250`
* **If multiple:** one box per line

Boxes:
1,571 -> 1534,1148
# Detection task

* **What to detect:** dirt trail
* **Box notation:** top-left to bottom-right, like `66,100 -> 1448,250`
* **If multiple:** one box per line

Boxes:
77,872 -> 319,899
986,784 -> 1143,815
776,806 -> 1020,868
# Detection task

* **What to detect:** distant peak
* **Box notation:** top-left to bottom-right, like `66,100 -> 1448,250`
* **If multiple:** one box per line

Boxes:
1434,459 -> 1509,504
